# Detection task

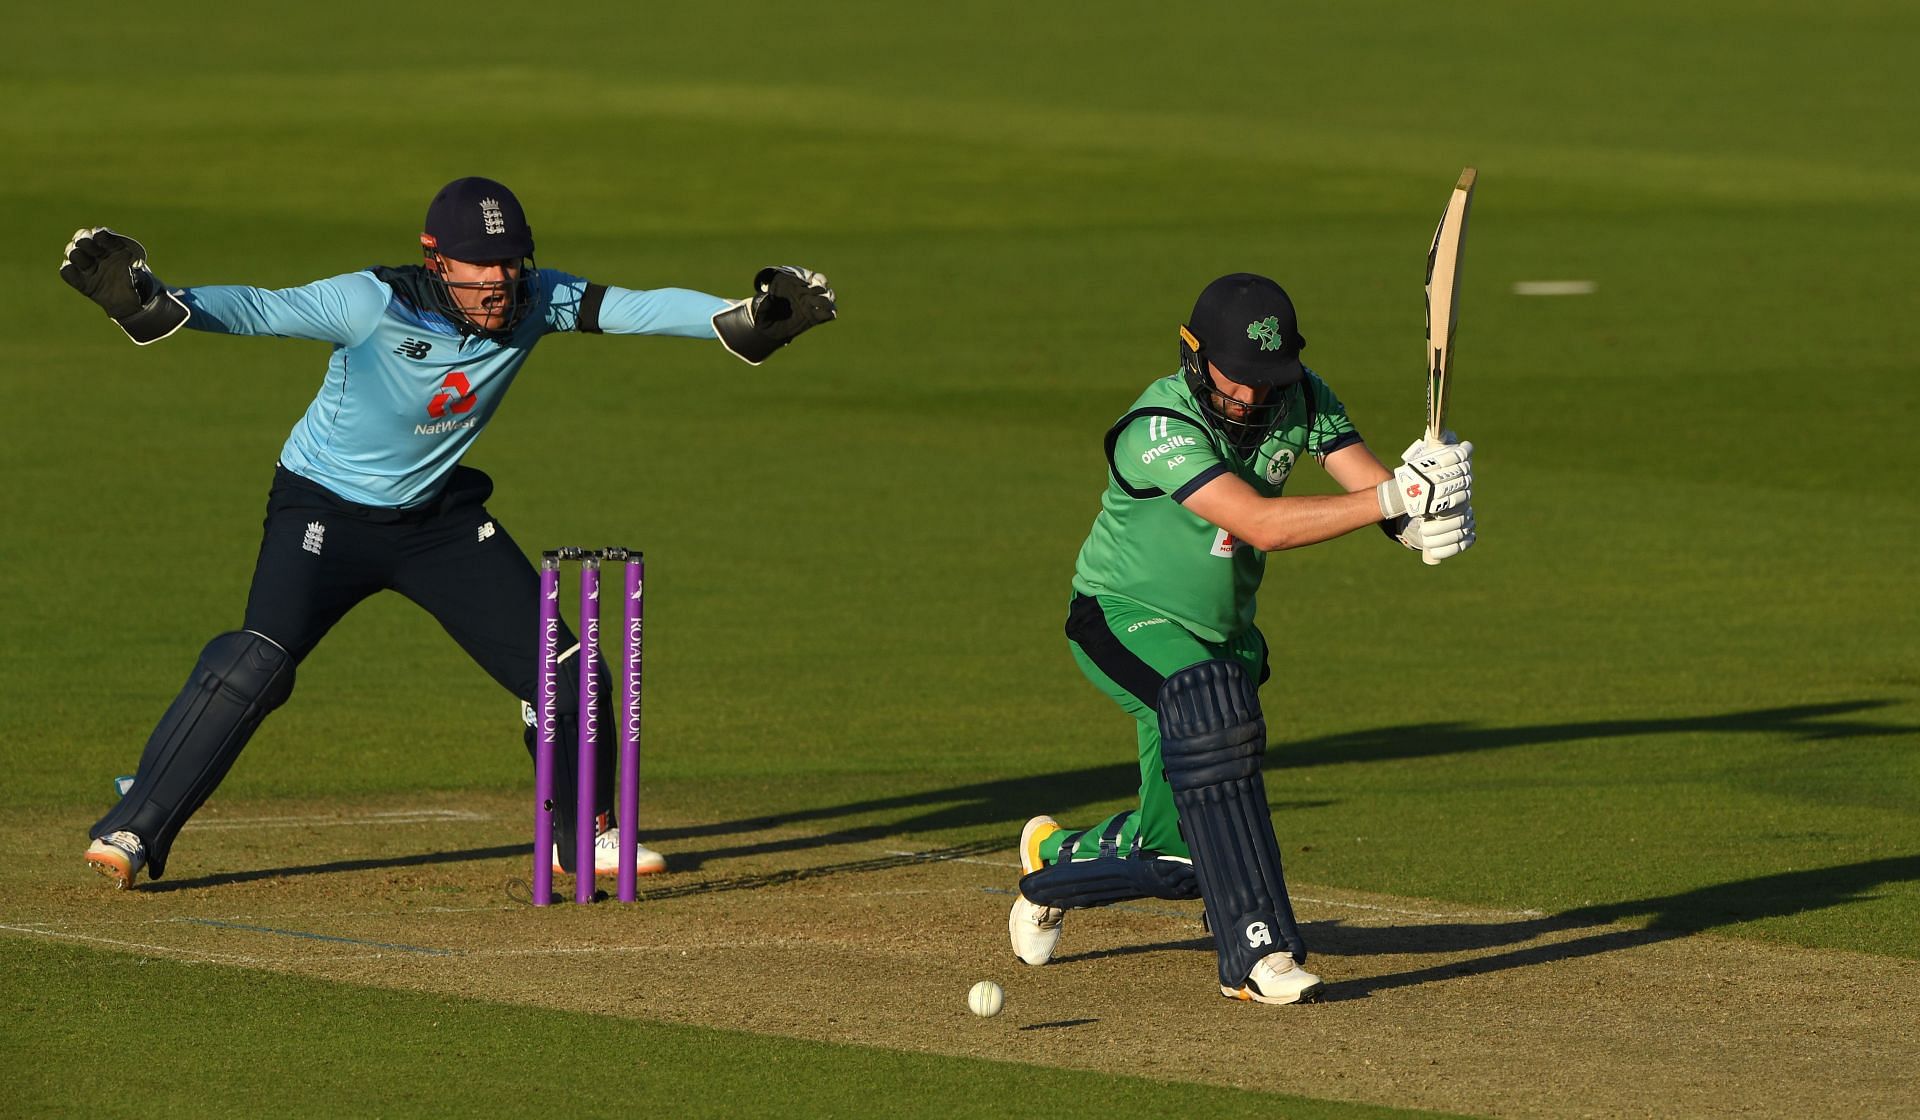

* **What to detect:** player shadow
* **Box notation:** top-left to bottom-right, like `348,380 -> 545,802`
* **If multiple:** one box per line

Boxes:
657,795 -> 1337,873
646,761 -> 1146,845
1317,853 -> 1920,999
626,839 -> 1009,903
142,699 -> 1908,891
1271,699 -> 1911,771
1044,854 -> 1920,996
1050,933 -> 1215,966
142,844 -> 525,892
654,698 -> 1910,864
149,838 -> 1018,898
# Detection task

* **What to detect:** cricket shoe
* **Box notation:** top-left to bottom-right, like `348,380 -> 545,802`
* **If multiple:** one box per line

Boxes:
1223,952 -> 1324,1006
84,830 -> 146,890
1009,815 -> 1065,966
551,825 -> 666,876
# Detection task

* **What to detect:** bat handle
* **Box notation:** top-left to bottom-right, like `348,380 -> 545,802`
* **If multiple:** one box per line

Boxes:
1420,422 -> 1448,566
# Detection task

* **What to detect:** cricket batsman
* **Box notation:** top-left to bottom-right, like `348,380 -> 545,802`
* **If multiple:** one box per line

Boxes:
1009,273 -> 1475,1003
62,176 -> 837,889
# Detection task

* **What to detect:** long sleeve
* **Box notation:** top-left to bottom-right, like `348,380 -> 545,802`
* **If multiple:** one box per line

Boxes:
180,272 -> 392,347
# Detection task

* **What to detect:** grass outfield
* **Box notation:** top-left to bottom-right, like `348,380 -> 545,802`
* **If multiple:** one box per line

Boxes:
2,1 -> 1917,1115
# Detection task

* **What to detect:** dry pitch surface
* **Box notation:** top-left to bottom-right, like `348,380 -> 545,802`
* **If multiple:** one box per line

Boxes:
6,792 -> 1915,1118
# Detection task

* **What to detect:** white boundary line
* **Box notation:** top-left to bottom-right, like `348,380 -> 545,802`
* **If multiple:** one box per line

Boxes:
884,849 -> 1018,870
176,905 -> 511,923
1295,896 -> 1545,920
1512,280 -> 1596,296
0,922 -> 275,965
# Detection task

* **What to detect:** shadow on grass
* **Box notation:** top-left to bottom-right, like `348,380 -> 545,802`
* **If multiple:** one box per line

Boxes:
144,844 -> 525,892
1317,854 -> 1920,999
658,795 -> 1337,872
1276,699 -> 1913,770
658,697 -> 1910,847
630,839 -> 1008,902
143,699 -> 1908,892
1049,855 -> 1920,997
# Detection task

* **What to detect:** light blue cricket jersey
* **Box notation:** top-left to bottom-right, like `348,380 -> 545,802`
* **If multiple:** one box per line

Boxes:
178,268 -> 728,507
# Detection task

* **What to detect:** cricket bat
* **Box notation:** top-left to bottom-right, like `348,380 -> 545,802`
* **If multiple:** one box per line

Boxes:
1424,167 -> 1476,444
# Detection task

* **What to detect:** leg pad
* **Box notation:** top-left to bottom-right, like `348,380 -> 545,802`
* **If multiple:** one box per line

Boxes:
1159,660 -> 1306,987
90,631 -> 295,879
1019,855 -> 1199,910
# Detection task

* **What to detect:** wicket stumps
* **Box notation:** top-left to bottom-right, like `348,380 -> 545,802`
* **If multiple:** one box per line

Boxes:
533,547 -> 645,905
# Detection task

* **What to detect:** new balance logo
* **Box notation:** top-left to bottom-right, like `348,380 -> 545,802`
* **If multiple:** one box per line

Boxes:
1244,921 -> 1273,950
477,521 -> 496,543
394,338 -> 432,360
302,521 -> 325,556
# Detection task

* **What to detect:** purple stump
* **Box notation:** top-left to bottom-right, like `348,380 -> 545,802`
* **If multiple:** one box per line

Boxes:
575,553 -> 602,903
533,555 -> 561,906
618,552 -> 644,902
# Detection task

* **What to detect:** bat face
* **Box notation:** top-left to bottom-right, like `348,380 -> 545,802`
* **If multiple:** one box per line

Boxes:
1425,167 -> 1476,443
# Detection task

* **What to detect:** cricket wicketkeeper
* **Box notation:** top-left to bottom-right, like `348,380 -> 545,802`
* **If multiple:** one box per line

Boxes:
1009,273 -> 1475,1003
63,176 -> 836,889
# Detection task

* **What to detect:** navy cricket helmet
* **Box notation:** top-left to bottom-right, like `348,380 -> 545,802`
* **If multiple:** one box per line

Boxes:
1179,273 -> 1309,454
419,176 -> 537,337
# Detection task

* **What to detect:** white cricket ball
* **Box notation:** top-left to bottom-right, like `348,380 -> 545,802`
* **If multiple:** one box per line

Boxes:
967,980 -> 1004,1018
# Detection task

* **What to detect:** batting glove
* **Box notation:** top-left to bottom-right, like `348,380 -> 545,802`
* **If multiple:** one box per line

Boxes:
1377,437 -> 1473,519
1387,505 -> 1477,564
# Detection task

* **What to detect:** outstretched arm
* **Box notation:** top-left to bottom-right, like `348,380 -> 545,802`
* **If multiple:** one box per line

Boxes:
178,274 -> 390,346
60,228 -> 390,348
561,266 -> 836,364
570,283 -> 730,338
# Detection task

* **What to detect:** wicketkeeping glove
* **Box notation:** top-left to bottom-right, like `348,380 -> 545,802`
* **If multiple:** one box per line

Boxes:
1377,437 -> 1473,519
59,227 -> 190,345
711,266 -> 837,365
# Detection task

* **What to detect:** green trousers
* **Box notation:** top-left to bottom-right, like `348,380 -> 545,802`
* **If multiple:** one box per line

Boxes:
1050,593 -> 1267,865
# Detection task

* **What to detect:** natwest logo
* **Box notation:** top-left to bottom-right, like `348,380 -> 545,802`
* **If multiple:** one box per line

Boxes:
427,371 -> 477,419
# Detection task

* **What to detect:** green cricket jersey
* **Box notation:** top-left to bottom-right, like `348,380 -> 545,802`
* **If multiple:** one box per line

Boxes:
1071,369 -> 1362,642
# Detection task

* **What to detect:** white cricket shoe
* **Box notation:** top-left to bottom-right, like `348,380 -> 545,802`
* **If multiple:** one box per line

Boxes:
552,824 -> 666,876
1009,815 -> 1065,966
1223,952 -> 1324,1005
84,830 -> 146,890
